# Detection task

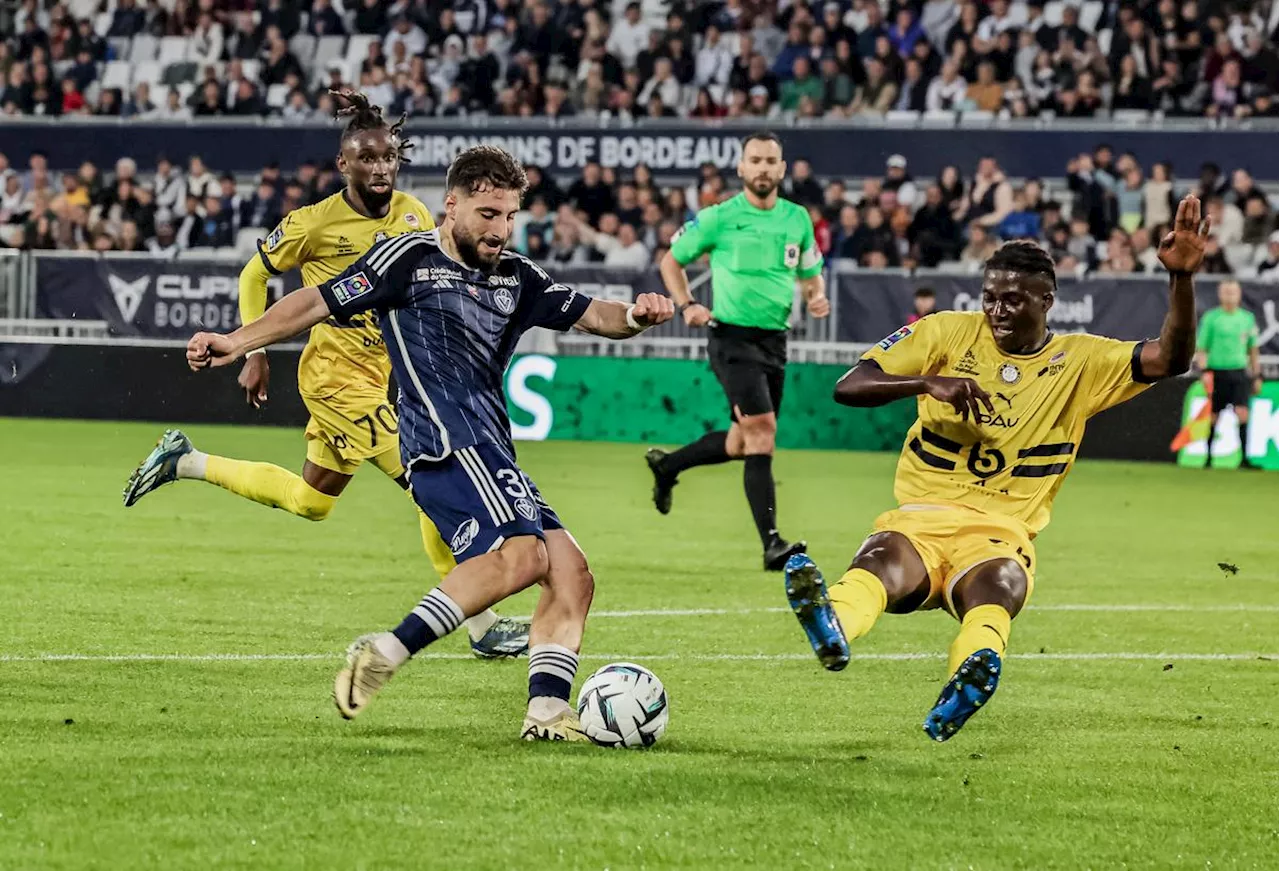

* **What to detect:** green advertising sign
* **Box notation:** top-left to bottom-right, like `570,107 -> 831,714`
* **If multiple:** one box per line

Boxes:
504,355 -> 915,451
1175,379 -> 1280,470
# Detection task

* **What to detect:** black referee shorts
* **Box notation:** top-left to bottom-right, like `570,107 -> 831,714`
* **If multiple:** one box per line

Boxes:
707,323 -> 788,422
1210,368 -> 1252,412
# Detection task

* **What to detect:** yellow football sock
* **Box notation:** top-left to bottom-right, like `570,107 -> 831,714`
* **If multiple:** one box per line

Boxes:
828,568 -> 888,642
204,455 -> 336,521
947,604 -> 1011,675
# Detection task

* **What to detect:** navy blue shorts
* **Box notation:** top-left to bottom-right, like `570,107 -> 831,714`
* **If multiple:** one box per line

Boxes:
409,443 -> 562,563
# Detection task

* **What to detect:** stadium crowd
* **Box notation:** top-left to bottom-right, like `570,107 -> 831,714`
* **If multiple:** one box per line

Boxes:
1,1 -> 1277,121
1,141 -> 1276,279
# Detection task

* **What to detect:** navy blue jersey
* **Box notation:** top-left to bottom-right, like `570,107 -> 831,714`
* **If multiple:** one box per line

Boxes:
317,229 -> 592,464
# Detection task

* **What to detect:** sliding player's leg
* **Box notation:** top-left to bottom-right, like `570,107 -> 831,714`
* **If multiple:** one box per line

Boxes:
784,519 -> 934,671
521,528 -> 595,741
122,428 -> 345,520
923,541 -> 1033,743
368,446 -> 531,658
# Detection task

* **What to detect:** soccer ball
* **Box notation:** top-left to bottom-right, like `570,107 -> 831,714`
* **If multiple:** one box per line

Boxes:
576,662 -> 669,748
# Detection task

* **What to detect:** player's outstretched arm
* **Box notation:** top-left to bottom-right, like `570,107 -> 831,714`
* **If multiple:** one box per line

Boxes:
187,286 -> 330,370
835,361 -> 995,422
1140,194 -> 1208,381
573,294 -> 675,339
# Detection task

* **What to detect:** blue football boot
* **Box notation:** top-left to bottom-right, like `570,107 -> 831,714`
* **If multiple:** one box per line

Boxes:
122,429 -> 193,507
783,553 -> 850,672
470,617 -> 531,659
923,648 -> 1002,742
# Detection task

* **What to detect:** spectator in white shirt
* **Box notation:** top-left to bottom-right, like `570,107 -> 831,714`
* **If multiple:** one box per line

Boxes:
638,57 -> 681,110
185,156 -> 217,203
925,59 -> 968,111
607,2 -> 651,68
575,212 -> 651,268
190,12 -> 225,66
696,25 -> 735,86
152,155 -> 186,215
383,14 -> 428,60
975,0 -> 1020,49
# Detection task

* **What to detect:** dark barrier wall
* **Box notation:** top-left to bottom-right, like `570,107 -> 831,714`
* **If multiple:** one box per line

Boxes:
33,254 -> 1278,355
0,343 -> 1190,464
3,122 -> 1276,180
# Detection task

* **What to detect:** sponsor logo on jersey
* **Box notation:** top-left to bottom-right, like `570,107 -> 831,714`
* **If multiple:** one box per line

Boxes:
953,350 -> 980,376
373,231 -> 388,243
877,324 -> 913,351
414,267 -> 464,282
514,497 -> 538,522
330,271 -> 373,304
494,287 -> 516,314
1038,351 -> 1067,377
404,213 -> 419,227
783,242 -> 800,268
450,517 -> 480,554
998,363 -> 1022,384
264,225 -> 285,252
973,411 -> 1019,428
334,235 -> 359,256
489,274 -> 520,287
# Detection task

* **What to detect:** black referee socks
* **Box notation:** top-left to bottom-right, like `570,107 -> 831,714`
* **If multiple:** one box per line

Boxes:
662,430 -> 731,477
743,454 -> 778,548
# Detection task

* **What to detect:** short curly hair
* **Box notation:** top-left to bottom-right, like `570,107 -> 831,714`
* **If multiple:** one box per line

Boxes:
984,240 -> 1057,289
445,145 -> 529,197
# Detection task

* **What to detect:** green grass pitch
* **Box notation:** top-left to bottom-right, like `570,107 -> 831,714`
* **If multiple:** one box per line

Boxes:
0,417 -> 1276,870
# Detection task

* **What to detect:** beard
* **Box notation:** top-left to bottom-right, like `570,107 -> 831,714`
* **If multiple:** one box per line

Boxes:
748,175 -> 780,197
452,224 -> 506,272
354,181 -> 394,213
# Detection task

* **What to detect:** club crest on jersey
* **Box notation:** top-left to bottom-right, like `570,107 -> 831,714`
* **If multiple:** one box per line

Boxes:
450,517 -> 480,554
783,242 -> 800,268
404,213 -> 419,227
493,287 -> 516,314
877,325 -> 913,351
998,363 -> 1022,384
514,498 -> 538,522
264,225 -> 285,251
330,271 -> 373,304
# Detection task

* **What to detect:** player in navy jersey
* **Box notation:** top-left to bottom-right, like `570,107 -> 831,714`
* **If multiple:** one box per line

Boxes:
185,146 -> 674,741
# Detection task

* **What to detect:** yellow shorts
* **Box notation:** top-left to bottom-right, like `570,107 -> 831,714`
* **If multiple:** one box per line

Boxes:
872,505 -> 1037,615
303,389 -> 403,477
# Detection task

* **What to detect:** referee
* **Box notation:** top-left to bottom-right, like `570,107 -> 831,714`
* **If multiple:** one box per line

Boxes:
1196,280 -> 1261,469
646,131 -> 830,570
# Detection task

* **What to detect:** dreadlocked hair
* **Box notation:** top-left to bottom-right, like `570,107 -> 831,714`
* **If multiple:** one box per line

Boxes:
984,240 -> 1057,289
329,89 -> 413,164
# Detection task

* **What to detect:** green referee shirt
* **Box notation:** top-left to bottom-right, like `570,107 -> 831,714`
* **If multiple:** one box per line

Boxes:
669,193 -> 824,331
1197,306 -> 1258,370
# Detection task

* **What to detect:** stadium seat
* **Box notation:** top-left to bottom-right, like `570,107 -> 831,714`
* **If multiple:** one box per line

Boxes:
1098,28 -> 1112,54
175,82 -> 195,102
132,61 -> 162,88
1080,1 -> 1104,32
345,34 -> 378,64
235,227 -> 265,256
101,61 -> 132,92
921,110 -> 956,125
885,110 -> 921,123
1043,2 -> 1065,26
959,110 -> 996,125
1111,109 -> 1151,124
150,84 -> 171,107
290,34 -> 318,69
130,34 -> 159,62
314,35 -> 346,70
266,84 -> 290,109
240,60 -> 261,82
106,37 -> 131,62
158,36 -> 188,66
1224,243 -> 1258,272
162,62 -> 197,86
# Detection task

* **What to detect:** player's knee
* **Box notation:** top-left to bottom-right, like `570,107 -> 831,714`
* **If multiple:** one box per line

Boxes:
500,536 -> 549,590
958,561 -> 1028,616
739,416 -> 777,453
290,482 -> 337,521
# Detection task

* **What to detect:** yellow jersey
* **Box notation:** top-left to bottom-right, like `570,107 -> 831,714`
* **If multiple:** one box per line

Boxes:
242,189 -> 435,398
862,311 -> 1153,536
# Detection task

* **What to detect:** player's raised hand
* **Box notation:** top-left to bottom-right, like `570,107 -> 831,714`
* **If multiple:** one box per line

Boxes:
807,293 -> 830,319
632,292 -> 675,327
238,353 -> 270,407
1157,194 -> 1210,275
925,375 -> 995,422
187,332 -> 241,371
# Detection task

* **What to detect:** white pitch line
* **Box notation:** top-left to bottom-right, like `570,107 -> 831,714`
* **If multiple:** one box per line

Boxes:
0,651 -> 1272,664
577,603 -> 1278,619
